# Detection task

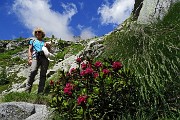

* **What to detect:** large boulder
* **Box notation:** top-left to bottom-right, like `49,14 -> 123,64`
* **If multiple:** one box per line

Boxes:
0,102 -> 35,120
137,0 -> 180,24
79,37 -> 104,59
0,102 -> 49,120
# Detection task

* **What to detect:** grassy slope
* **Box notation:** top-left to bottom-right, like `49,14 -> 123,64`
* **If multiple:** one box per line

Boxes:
101,2 -> 180,119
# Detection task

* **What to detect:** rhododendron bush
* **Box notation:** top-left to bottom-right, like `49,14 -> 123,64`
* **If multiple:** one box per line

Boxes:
49,57 -> 137,119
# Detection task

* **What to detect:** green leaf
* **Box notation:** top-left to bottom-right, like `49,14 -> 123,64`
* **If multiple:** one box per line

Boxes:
63,101 -> 69,106
81,88 -> 87,94
93,87 -> 100,94
105,77 -> 112,85
77,107 -> 84,115
87,97 -> 93,105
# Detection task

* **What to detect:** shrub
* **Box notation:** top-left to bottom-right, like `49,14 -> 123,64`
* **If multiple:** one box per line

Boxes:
49,57 -> 137,119
0,67 -> 9,85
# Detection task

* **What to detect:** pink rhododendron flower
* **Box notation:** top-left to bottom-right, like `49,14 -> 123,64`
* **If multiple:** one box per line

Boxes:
93,72 -> 99,79
80,70 -> 86,76
81,62 -> 87,70
77,95 -> 87,105
64,83 -> 74,96
102,69 -> 110,75
76,57 -> 82,63
65,83 -> 73,88
85,67 -> 94,75
80,68 -> 94,76
112,61 -> 123,71
64,87 -> 72,96
94,61 -> 102,68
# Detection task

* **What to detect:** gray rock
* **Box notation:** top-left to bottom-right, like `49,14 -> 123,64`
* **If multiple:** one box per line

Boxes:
12,49 -> 28,60
137,0 -> 180,24
0,102 -> 35,120
25,104 -> 50,120
48,55 -> 77,73
0,102 -> 50,120
80,37 -> 105,59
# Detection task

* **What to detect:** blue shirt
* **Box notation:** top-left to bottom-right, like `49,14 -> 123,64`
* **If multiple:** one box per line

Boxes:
29,39 -> 45,58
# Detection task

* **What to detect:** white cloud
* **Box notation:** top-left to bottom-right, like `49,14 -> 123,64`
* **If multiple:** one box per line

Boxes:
12,0 -> 77,41
76,24 -> 96,40
77,24 -> 84,30
80,27 -> 96,40
98,0 -> 135,25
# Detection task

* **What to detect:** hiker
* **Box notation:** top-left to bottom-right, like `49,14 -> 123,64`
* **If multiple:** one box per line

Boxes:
25,27 -> 50,94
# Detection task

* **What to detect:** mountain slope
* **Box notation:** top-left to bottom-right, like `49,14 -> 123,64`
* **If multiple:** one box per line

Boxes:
101,2 -> 180,118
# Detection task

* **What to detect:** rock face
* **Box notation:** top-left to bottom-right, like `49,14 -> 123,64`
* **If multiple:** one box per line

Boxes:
12,49 -> 28,60
137,0 -> 180,24
0,102 -> 34,120
0,102 -> 49,120
79,37 -> 104,59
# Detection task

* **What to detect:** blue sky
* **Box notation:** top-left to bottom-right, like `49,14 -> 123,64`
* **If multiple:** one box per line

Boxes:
0,0 -> 134,41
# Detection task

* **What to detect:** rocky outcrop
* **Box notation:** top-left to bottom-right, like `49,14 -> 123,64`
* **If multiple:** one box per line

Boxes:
12,49 -> 28,60
6,40 -> 29,50
0,41 -> 8,53
79,37 -> 104,59
0,102 -> 49,120
137,0 -> 180,24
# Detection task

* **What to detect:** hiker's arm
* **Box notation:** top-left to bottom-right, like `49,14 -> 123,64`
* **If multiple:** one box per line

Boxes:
28,45 -> 33,65
28,45 -> 33,60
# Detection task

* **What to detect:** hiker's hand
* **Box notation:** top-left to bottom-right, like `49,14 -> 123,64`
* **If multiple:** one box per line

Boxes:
28,59 -> 32,66
45,43 -> 51,50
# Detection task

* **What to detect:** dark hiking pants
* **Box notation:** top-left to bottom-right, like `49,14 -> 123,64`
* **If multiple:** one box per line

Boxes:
26,56 -> 49,94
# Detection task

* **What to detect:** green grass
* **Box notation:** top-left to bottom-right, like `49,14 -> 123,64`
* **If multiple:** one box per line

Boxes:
0,46 -> 26,67
0,83 -> 51,104
0,84 -> 9,94
101,2 -> 180,119
55,43 -> 84,60
0,92 -> 50,105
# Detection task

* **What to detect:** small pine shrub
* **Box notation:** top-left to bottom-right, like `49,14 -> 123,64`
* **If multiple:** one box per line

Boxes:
0,67 -> 9,85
